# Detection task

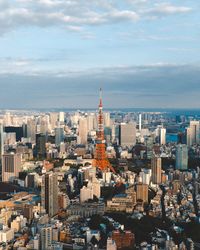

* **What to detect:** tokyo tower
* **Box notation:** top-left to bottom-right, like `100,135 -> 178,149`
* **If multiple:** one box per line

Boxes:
93,89 -> 115,173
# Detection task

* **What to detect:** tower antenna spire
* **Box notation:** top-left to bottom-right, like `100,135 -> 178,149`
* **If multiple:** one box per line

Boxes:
99,88 -> 103,108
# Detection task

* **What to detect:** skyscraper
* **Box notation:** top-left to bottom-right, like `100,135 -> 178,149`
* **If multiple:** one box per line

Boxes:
36,134 -> 46,159
50,112 -> 58,129
151,157 -> 162,184
59,112 -> 65,124
146,136 -> 154,160
104,112 -> 111,127
186,127 -> 191,147
2,153 -> 22,182
187,121 -> 200,146
87,113 -> 95,131
159,127 -> 166,145
27,118 -> 36,143
119,123 -> 136,148
41,172 -> 58,217
78,117 -> 88,144
139,114 -> 142,131
55,127 -> 64,146
176,144 -> 188,170
39,115 -> 49,135
0,124 -> 4,161
40,226 -> 52,250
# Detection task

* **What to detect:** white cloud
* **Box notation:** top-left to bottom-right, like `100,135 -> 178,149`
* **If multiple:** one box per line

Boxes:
0,0 -> 192,35
143,3 -> 192,16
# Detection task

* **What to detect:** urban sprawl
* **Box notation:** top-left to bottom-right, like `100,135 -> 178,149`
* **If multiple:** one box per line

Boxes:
0,94 -> 200,250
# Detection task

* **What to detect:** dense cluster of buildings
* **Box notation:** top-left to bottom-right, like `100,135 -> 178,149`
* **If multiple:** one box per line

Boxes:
0,96 -> 200,249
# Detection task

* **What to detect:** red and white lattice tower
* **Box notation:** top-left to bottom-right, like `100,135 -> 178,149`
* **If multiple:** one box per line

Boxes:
93,88 -> 115,173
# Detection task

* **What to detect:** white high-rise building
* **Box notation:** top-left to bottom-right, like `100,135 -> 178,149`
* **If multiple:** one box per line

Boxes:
139,114 -> 142,131
50,113 -> 58,129
59,112 -> 65,123
71,112 -> 80,126
186,127 -> 191,147
119,123 -> 136,148
104,112 -> 111,127
78,117 -> 88,144
160,127 -> 166,145
140,168 -> 151,185
87,113 -> 95,131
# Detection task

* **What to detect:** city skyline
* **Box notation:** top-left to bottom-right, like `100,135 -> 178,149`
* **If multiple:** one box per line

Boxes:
0,0 -> 200,108
0,87 -> 200,248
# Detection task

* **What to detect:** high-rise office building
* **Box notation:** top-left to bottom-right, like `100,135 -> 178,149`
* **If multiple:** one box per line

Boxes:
55,127 -> 64,146
186,127 -> 191,147
176,144 -> 188,170
2,153 -> 22,182
151,157 -> 162,184
27,119 -> 36,143
41,172 -> 58,217
59,112 -> 65,124
39,116 -> 49,135
78,117 -> 88,144
136,183 -> 148,203
40,226 -> 52,250
87,113 -> 95,131
159,127 -> 166,145
139,168 -> 151,185
139,114 -> 142,131
145,136 -> 154,160
119,123 -> 136,148
36,134 -> 46,159
50,112 -> 58,129
104,112 -> 111,127
187,121 -> 200,146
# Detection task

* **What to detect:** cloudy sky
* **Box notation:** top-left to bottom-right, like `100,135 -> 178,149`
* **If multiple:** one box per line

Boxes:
0,0 -> 200,109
